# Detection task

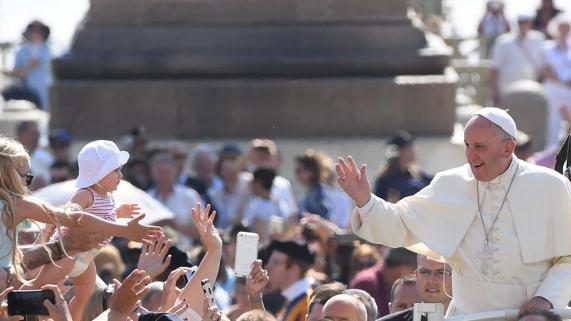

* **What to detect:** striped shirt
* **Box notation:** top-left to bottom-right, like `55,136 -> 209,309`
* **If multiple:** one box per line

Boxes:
84,187 -> 116,222
55,188 -> 116,246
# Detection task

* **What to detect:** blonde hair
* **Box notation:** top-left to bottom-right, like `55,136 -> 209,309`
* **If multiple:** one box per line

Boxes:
0,137 -> 73,284
0,136 -> 31,281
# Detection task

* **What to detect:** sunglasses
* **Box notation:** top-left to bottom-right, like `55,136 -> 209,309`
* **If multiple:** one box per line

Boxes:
19,172 -> 34,186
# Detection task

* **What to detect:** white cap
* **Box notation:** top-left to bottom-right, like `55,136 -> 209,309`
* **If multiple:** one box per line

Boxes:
75,140 -> 129,189
474,107 -> 517,139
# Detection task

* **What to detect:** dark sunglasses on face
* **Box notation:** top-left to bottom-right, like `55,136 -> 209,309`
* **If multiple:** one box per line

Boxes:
19,172 -> 34,186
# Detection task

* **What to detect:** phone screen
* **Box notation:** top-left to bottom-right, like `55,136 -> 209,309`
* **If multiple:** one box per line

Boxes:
234,232 -> 259,276
7,290 -> 55,316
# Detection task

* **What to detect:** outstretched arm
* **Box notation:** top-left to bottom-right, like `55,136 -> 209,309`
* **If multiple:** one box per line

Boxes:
14,197 -> 162,244
178,203 -> 222,316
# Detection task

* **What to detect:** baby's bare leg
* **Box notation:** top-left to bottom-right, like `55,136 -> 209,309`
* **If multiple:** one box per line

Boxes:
67,261 -> 96,321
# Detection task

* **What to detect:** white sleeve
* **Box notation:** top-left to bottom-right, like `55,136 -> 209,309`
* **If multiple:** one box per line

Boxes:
535,256 -> 571,308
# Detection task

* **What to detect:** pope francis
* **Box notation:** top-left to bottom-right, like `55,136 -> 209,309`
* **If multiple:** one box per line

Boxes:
336,108 -> 571,316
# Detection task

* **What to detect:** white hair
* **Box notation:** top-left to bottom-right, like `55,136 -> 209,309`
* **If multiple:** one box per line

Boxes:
323,294 -> 368,321
190,143 -> 216,168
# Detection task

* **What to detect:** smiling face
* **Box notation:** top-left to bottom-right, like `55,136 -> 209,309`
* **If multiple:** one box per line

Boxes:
464,116 -> 515,182
415,256 -> 452,306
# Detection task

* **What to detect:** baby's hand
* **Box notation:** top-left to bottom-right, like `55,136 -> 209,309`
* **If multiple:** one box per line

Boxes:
117,204 -> 141,219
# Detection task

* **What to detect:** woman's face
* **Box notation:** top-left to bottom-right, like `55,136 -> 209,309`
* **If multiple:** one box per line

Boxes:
295,164 -> 313,186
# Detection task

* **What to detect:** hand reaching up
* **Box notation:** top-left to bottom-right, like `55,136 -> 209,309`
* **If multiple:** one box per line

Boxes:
246,259 -> 269,296
192,204 -> 222,252
137,235 -> 173,280
110,269 -> 150,316
125,214 -> 163,244
159,266 -> 194,312
336,156 -> 372,207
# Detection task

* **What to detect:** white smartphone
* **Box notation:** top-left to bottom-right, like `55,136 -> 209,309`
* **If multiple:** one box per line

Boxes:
234,232 -> 259,276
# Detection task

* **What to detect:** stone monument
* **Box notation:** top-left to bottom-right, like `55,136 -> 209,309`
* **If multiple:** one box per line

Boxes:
50,0 -> 456,139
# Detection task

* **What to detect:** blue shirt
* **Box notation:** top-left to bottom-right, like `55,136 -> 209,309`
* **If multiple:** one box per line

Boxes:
14,42 -> 53,110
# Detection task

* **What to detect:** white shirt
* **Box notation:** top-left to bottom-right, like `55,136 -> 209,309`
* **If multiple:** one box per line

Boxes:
271,175 -> 298,216
282,278 -> 311,302
492,31 -> 545,94
480,13 -> 509,38
209,172 -> 252,228
355,157 -> 571,314
148,185 -> 201,226
543,40 -> 571,83
326,188 -> 353,228
243,196 -> 290,242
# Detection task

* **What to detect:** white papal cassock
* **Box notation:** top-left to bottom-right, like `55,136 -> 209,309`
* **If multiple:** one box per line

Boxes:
352,156 -> 571,315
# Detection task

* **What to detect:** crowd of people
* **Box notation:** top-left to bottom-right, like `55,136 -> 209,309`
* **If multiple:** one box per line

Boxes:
481,0 -> 571,150
1,106 -> 570,321
0,120 -> 440,321
0,3 -> 571,321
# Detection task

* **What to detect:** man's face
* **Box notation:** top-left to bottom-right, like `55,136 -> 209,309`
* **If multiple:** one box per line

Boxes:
415,257 -> 452,305
389,284 -> 420,313
518,20 -> 532,36
266,251 -> 289,289
152,162 -> 177,187
464,116 -> 513,182
194,152 -> 215,179
18,124 -> 39,151
252,149 -> 276,169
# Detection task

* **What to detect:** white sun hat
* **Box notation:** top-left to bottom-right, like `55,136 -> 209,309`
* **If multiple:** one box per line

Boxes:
474,107 -> 517,139
75,140 -> 130,189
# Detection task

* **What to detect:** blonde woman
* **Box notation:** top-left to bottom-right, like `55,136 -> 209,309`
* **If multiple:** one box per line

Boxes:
0,136 -> 162,291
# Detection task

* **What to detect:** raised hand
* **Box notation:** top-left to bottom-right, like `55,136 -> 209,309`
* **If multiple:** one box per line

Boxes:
159,266 -> 194,312
41,285 -> 72,321
336,156 -> 372,207
125,214 -> 163,244
117,204 -> 141,219
191,204 -> 222,252
202,297 -> 222,321
137,235 -> 173,280
110,269 -> 150,316
246,259 -> 269,296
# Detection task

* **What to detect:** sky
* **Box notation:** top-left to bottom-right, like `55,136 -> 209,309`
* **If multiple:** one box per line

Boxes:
0,0 -> 570,62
